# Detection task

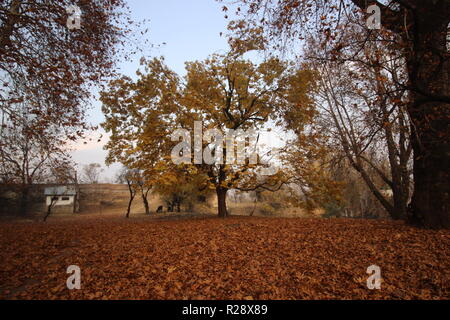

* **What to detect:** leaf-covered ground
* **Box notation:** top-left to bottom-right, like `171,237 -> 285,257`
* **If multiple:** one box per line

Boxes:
0,216 -> 449,299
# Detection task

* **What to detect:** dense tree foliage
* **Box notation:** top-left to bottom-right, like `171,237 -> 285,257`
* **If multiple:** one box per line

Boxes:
101,53 -> 315,217
226,0 -> 449,228
0,0 -> 138,215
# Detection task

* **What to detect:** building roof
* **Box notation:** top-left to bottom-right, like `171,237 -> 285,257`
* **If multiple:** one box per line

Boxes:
44,186 -> 77,196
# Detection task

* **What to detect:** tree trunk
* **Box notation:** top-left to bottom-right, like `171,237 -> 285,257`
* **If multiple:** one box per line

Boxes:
126,181 -> 135,218
142,193 -> 150,215
408,110 -> 450,228
383,118 -> 409,220
216,187 -> 228,217
43,199 -> 56,222
43,205 -> 52,222
126,195 -> 134,218
404,9 -> 450,229
409,150 -> 449,228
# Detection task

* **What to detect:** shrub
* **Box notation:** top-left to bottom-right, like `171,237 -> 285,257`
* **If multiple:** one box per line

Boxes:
259,203 -> 276,216
268,201 -> 283,210
321,201 -> 343,218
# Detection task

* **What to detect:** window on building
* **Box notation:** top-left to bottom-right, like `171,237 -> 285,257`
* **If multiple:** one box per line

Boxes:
61,196 -> 70,201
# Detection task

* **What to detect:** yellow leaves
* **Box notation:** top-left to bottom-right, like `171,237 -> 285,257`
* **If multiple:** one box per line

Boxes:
173,281 -> 183,290
154,285 -> 165,296
226,20 -> 267,54
87,291 -> 103,299
167,266 -> 177,274
102,46 -> 317,205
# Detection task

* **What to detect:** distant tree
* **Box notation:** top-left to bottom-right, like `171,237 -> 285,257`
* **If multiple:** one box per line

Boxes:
0,103 -> 72,215
116,167 -> 138,218
133,170 -> 152,215
101,58 -> 179,216
82,163 -> 103,184
154,167 -> 212,213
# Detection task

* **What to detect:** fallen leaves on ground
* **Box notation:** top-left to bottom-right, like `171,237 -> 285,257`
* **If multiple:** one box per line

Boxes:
0,216 -> 448,299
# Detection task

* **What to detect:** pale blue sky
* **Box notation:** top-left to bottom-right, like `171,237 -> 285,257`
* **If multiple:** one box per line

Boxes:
125,0 -> 232,75
72,0 -> 238,181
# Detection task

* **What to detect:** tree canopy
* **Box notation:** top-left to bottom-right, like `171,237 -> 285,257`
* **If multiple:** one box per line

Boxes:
101,53 -> 316,216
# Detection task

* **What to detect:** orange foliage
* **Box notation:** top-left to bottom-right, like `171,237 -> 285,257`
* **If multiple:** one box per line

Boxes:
0,217 -> 448,299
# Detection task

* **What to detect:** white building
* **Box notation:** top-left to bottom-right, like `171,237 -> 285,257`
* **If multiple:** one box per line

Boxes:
44,186 -> 78,214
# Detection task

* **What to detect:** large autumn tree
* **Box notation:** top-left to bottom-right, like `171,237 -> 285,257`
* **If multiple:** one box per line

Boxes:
101,53 -> 314,217
1,0 -> 138,215
228,0 -> 450,229
101,58 -> 180,215
299,23 -> 413,220
179,53 -> 299,217
0,0 -> 135,139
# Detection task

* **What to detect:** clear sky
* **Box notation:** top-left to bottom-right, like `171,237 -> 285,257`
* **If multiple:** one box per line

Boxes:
125,0 -> 233,75
72,0 -> 236,181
